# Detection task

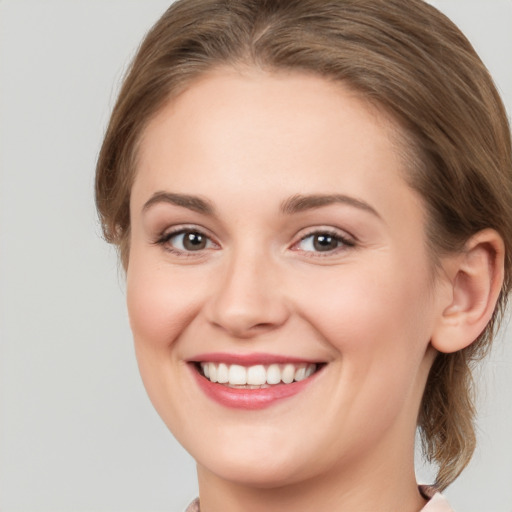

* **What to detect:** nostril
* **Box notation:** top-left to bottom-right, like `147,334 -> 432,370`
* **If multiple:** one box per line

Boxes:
253,321 -> 277,330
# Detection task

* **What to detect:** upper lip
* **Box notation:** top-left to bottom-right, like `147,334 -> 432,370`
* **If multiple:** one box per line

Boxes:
187,352 -> 323,366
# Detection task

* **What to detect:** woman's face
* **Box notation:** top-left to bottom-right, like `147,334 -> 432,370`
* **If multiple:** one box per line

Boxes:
127,69 -> 443,487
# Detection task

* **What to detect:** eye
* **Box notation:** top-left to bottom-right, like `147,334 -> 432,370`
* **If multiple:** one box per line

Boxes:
157,228 -> 216,253
295,231 -> 354,253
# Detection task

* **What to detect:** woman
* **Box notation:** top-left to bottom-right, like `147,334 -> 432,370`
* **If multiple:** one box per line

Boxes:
95,0 -> 512,510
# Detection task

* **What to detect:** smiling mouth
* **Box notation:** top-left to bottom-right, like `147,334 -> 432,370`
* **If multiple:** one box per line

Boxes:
197,362 -> 320,389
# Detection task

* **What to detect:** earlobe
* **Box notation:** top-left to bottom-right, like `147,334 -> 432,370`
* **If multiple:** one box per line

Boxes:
431,229 -> 505,354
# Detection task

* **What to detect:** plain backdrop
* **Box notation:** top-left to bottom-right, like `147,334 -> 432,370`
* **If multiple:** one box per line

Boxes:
0,1 -> 511,511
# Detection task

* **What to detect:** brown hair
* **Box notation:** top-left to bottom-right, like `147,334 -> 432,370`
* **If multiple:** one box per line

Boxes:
95,0 -> 512,489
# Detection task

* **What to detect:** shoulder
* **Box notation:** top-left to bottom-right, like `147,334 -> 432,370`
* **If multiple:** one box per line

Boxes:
419,485 -> 455,512
184,498 -> 200,512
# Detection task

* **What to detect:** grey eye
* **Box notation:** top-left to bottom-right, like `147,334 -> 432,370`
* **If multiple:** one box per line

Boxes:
298,233 -> 343,252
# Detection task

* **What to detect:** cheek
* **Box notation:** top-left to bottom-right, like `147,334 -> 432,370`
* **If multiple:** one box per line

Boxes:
125,254 -> 206,426
295,258 -> 434,359
126,255 -> 201,350
295,263 -> 434,437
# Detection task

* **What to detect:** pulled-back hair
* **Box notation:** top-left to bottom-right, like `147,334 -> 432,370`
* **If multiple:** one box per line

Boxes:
95,0 -> 512,489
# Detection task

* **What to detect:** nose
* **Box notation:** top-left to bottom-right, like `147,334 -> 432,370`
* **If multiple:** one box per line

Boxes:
205,248 -> 290,339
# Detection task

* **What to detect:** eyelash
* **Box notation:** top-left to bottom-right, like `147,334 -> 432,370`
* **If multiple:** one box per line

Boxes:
154,227 -> 356,257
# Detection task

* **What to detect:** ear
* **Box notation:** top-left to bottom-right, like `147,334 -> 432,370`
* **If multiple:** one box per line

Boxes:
431,229 -> 505,354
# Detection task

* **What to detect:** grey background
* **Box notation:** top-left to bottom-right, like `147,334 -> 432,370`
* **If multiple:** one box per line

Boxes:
0,1 -> 511,510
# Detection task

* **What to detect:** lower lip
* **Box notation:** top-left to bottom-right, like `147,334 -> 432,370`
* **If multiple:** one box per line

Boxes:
191,365 -> 320,410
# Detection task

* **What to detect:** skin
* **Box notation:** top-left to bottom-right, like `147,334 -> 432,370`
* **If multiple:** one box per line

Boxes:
126,68 -> 463,511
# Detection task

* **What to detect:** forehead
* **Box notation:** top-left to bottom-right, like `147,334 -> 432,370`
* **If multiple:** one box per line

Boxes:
134,69 -> 408,198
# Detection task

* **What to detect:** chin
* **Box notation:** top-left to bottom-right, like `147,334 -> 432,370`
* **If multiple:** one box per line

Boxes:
199,454 -> 311,489
182,426 -> 319,489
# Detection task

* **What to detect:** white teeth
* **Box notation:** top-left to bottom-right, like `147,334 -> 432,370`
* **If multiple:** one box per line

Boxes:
200,362 -> 318,386
217,363 -> 229,384
247,365 -> 266,385
209,362 -> 218,383
282,363 -> 295,384
266,364 -> 281,385
228,364 -> 247,385
294,366 -> 306,381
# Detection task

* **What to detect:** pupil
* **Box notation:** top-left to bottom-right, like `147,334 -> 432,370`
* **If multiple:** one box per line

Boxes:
184,232 -> 206,250
313,234 -> 337,251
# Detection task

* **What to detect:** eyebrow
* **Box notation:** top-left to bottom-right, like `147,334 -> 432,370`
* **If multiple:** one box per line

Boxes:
142,192 -> 216,215
142,191 -> 380,219
280,194 -> 381,218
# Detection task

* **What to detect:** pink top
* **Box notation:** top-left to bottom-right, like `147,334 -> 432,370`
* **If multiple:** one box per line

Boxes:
419,485 -> 455,512
185,487 -> 454,511
184,499 -> 199,512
